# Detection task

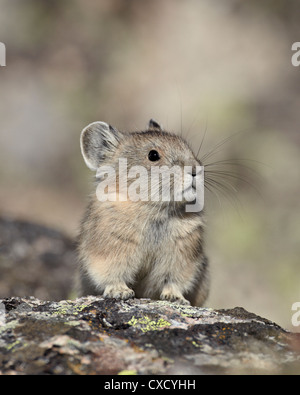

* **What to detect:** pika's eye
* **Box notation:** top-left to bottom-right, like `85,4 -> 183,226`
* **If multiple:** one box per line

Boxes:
148,150 -> 160,162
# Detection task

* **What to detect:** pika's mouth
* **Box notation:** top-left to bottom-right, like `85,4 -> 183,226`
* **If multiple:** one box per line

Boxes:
183,174 -> 198,193
182,184 -> 194,194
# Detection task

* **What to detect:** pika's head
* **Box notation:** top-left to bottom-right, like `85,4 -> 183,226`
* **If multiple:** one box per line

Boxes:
80,120 -> 204,210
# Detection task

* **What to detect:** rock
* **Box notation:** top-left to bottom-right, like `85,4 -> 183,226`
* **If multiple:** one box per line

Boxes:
0,296 -> 299,375
0,217 -> 76,300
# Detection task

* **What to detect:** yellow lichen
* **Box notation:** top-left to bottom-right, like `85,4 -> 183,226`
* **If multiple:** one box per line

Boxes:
118,369 -> 137,375
128,315 -> 171,332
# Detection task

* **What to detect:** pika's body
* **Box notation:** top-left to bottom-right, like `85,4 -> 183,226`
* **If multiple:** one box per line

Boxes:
77,120 -> 209,306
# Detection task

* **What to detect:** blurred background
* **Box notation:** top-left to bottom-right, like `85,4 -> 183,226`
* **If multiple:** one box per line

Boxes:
0,0 -> 299,329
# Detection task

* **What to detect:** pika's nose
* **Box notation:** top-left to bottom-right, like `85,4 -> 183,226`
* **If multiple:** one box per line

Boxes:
190,165 -> 204,179
191,165 -> 202,177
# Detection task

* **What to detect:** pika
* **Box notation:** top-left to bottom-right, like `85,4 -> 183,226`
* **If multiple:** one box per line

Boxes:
77,119 -> 209,306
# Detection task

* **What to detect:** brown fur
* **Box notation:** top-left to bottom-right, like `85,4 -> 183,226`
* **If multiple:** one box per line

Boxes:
77,120 -> 209,306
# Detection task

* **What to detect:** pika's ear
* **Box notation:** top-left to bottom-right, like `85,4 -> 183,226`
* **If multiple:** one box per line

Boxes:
80,121 -> 121,171
148,119 -> 163,131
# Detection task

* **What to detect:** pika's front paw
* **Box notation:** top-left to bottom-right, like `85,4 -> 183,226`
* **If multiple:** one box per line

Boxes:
160,287 -> 190,306
103,284 -> 135,300
160,294 -> 191,305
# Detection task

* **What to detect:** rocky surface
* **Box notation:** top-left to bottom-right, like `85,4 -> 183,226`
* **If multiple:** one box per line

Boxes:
0,216 -> 76,300
0,296 -> 299,375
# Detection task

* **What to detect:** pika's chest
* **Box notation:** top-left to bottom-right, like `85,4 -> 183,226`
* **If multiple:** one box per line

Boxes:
144,220 -> 169,245
142,216 -> 203,247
